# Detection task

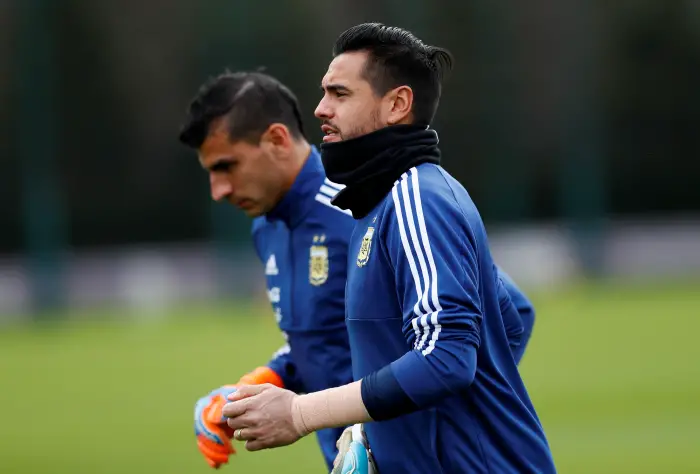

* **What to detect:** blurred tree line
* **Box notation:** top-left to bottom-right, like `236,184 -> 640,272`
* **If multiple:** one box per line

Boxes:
1,0 -> 699,254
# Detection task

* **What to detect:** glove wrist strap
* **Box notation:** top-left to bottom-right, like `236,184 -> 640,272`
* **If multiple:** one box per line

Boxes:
237,366 -> 284,388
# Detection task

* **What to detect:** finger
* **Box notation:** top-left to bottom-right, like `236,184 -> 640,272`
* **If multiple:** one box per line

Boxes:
221,398 -> 249,418
227,384 -> 269,401
226,412 -> 256,431
244,438 -> 267,452
233,427 -> 256,442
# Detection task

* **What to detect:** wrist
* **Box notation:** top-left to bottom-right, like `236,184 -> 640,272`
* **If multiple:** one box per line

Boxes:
289,381 -> 372,435
291,395 -> 311,437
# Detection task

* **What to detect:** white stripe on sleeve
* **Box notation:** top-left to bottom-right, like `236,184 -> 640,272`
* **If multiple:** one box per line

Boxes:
410,168 -> 443,355
398,175 -> 433,351
318,184 -> 340,199
392,175 -> 426,348
271,344 -> 291,359
314,193 -> 353,216
324,178 -> 345,191
392,169 -> 443,354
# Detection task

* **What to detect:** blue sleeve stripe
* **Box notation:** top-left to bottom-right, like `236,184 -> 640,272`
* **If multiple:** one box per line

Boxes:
391,167 -> 443,357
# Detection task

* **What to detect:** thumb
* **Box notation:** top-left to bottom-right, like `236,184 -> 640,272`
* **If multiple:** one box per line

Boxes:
227,384 -> 268,401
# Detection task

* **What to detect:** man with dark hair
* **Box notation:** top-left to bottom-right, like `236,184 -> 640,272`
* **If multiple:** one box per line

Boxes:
222,24 -> 556,474
179,70 -> 357,471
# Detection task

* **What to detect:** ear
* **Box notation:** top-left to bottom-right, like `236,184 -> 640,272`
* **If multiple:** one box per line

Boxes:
261,123 -> 293,149
386,86 -> 414,125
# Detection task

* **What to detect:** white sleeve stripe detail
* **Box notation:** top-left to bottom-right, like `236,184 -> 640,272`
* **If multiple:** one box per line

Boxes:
411,168 -> 443,356
271,344 -> 291,359
318,184 -> 340,199
324,178 -> 345,191
398,175 -> 433,352
400,171 -> 433,317
392,180 -> 423,307
393,170 -> 433,353
314,194 -> 353,216
411,315 -> 422,345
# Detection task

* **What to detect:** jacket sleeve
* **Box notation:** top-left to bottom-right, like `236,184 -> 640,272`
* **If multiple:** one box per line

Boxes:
495,266 -> 524,358
360,171 -> 483,419
265,342 -> 305,393
250,220 -> 304,392
497,267 -> 536,365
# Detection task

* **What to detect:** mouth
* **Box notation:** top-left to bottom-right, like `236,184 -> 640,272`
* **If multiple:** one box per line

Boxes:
321,124 -> 341,143
235,198 -> 254,210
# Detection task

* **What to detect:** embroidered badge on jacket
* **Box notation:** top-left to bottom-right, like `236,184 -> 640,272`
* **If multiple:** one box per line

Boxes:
309,234 -> 329,286
357,227 -> 375,267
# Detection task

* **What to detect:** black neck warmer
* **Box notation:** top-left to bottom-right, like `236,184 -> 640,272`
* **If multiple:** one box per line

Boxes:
320,124 -> 441,219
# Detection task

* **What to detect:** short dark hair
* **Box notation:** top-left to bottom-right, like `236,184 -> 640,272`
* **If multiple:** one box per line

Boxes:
332,23 -> 453,126
178,70 -> 306,149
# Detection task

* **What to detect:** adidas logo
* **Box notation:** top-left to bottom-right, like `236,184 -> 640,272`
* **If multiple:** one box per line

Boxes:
265,254 -> 279,276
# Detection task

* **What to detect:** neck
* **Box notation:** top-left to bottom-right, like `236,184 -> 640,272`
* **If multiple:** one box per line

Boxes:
320,124 -> 440,219
280,139 -> 312,196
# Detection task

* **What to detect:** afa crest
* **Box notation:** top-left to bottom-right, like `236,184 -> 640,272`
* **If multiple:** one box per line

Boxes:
309,234 -> 329,286
357,227 -> 375,267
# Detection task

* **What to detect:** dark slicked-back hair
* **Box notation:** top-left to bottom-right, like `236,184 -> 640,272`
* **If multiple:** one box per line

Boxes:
333,23 -> 453,126
178,70 -> 306,149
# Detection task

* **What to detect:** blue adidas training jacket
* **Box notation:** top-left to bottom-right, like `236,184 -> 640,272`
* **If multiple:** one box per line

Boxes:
251,149 -> 538,470
348,163 -> 556,473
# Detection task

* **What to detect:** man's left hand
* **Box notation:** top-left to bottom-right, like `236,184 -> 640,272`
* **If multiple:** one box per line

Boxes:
222,384 -> 305,451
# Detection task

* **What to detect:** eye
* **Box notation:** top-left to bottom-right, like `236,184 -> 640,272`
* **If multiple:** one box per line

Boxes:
211,161 -> 236,172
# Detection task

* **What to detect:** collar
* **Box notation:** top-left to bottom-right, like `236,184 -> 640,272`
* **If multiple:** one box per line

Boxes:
266,146 -> 325,228
320,124 -> 441,219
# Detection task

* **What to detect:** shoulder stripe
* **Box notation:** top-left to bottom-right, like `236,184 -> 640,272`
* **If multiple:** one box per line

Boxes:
400,172 -> 433,352
411,168 -> 442,355
391,174 -> 425,347
318,184 -> 340,199
314,194 -> 353,216
393,167 -> 442,356
271,344 -> 291,360
391,174 -> 423,312
324,178 -> 345,191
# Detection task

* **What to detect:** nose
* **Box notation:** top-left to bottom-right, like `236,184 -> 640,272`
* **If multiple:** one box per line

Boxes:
314,96 -> 332,120
210,173 -> 233,202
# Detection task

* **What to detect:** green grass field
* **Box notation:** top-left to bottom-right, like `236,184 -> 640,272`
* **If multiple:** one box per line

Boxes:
1,279 -> 699,473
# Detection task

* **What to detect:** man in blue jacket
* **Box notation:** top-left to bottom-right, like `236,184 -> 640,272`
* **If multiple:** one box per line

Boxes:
178,70 -> 355,470
221,24 -> 555,474
179,69 -> 538,471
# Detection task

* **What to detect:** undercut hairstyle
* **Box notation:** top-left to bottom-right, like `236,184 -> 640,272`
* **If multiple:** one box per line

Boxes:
332,23 -> 453,126
178,70 -> 306,149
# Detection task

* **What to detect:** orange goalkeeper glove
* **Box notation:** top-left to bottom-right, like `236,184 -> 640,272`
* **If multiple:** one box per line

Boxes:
194,367 -> 284,468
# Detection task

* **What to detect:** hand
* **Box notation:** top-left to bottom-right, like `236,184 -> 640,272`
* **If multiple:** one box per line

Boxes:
222,384 -> 305,451
194,386 -> 238,468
